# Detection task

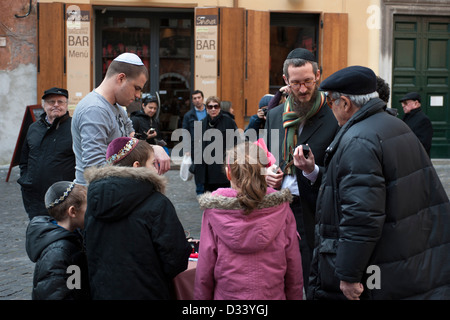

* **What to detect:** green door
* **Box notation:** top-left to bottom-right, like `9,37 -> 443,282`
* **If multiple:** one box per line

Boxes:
392,15 -> 450,158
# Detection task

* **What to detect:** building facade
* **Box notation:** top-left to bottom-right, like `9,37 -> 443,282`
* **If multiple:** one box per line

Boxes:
1,0 -> 449,166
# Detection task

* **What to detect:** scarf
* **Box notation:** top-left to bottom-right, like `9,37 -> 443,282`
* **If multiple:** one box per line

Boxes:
282,91 -> 325,174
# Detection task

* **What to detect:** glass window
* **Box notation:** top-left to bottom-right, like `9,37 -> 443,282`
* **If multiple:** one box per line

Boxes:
270,13 -> 319,94
100,17 -> 151,92
96,10 -> 194,149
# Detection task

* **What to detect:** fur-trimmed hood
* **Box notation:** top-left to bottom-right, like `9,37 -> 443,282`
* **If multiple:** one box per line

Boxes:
84,165 -> 167,222
198,187 -> 292,210
197,187 -> 294,253
84,165 -> 166,194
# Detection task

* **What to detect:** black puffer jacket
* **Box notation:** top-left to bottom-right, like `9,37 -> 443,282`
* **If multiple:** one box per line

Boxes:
25,216 -> 90,300
83,166 -> 191,300
309,98 -> 450,300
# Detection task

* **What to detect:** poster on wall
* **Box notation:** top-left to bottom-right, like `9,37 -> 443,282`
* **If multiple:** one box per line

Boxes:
194,15 -> 218,98
66,5 -> 91,114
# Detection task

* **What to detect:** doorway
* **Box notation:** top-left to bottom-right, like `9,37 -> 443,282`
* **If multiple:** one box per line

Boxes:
392,15 -> 450,158
94,9 -> 194,147
269,13 -> 320,94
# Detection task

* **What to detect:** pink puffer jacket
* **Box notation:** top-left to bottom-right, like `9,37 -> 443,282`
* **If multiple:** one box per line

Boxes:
194,187 -> 303,300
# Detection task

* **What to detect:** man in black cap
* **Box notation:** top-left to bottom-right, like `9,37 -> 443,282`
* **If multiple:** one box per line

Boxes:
264,48 -> 339,294
399,92 -> 433,156
18,87 -> 76,219
309,65 -> 450,300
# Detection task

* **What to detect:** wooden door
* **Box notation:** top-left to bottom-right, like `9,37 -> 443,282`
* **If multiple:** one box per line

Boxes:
37,2 -> 65,102
321,13 -> 348,80
392,15 -> 450,158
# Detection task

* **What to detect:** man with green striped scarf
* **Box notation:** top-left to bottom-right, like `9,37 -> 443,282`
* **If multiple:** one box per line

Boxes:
264,48 -> 339,296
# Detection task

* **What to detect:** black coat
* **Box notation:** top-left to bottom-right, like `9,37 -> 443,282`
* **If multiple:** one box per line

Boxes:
310,98 -> 450,300
83,166 -> 191,300
18,112 -> 75,219
265,101 -> 339,248
402,107 -> 433,157
130,110 -> 162,145
194,112 -> 238,189
25,216 -> 90,300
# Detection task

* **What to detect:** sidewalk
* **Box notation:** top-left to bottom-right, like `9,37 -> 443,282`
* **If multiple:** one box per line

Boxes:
0,159 -> 449,300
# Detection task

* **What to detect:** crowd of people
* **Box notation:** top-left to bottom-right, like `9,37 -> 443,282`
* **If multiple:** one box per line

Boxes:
19,50 -> 449,300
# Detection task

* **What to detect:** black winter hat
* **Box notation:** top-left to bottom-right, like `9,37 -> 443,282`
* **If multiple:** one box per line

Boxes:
399,92 -> 421,103
319,65 -> 377,95
42,87 -> 68,100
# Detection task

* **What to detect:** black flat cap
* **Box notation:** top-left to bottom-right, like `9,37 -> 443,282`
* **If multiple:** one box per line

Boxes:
42,87 -> 69,100
319,65 -> 377,95
286,48 -> 316,62
399,92 -> 421,103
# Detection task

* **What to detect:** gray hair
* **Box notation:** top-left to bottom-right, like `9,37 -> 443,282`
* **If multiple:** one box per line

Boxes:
283,58 -> 319,80
329,91 -> 379,108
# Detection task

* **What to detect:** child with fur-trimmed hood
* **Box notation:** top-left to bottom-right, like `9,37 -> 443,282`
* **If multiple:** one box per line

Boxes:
83,137 -> 191,299
194,142 -> 303,300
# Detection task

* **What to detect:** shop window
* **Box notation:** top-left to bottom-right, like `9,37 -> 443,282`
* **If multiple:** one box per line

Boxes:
269,13 -> 319,93
95,10 -> 194,149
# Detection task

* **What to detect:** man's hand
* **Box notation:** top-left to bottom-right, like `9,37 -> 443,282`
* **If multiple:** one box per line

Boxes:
293,144 -> 315,174
340,281 -> 364,300
152,145 -> 170,175
265,166 -> 284,189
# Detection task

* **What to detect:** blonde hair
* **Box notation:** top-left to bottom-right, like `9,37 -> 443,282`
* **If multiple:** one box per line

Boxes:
226,142 -> 268,215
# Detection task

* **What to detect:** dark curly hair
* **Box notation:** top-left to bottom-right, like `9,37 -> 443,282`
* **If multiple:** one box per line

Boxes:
376,76 -> 390,103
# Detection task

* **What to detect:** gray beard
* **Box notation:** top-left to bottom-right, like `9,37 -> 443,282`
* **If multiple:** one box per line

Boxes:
292,85 -> 319,118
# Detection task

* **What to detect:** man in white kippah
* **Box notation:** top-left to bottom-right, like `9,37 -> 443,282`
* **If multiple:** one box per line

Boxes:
71,53 -> 170,185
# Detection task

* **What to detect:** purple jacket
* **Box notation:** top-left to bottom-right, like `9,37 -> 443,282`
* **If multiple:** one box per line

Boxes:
194,187 -> 303,300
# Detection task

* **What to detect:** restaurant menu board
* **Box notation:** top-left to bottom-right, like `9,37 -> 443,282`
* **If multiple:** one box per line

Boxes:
66,5 -> 91,115
194,15 -> 218,98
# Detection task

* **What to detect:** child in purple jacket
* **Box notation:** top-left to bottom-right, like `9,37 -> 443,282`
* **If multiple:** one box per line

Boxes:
194,142 -> 303,300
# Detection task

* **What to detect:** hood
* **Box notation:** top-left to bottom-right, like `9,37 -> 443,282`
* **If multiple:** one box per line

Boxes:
197,188 -> 293,253
26,216 -> 77,262
84,165 -> 167,222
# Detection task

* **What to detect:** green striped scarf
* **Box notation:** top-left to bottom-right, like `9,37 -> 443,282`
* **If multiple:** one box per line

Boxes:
282,91 -> 325,174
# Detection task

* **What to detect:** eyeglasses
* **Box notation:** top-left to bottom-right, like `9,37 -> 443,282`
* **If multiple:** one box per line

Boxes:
45,99 -> 67,105
206,104 -> 220,110
326,95 -> 339,108
288,79 -> 316,89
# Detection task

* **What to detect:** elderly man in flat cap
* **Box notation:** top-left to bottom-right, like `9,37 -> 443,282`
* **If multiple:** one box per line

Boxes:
71,53 -> 170,186
264,48 -> 339,294
18,87 -> 75,220
399,92 -> 433,157
309,65 -> 450,300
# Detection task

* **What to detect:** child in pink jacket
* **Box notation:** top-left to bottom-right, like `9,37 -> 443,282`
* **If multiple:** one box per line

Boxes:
194,142 -> 303,300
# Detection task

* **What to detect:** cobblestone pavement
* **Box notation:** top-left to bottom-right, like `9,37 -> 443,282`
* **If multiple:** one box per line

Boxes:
1,160 -> 449,300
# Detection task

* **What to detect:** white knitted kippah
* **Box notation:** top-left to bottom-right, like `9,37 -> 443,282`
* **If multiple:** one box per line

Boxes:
113,53 -> 144,66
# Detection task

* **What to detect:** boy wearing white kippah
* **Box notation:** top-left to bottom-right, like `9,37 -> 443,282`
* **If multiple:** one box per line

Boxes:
25,181 -> 90,300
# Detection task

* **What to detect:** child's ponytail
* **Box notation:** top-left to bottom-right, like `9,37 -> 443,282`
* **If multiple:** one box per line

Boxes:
226,142 -> 268,215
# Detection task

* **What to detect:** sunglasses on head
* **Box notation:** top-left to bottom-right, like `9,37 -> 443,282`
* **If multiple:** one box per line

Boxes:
207,104 -> 220,110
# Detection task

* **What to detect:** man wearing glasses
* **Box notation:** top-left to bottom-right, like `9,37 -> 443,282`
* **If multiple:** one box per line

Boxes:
264,48 -> 339,295
18,87 -> 75,220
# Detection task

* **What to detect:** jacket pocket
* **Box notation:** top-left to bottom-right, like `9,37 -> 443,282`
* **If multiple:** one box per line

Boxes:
318,238 -> 340,292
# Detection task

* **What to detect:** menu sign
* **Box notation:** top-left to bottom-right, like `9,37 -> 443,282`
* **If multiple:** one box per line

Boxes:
66,5 -> 91,114
195,15 -> 218,98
